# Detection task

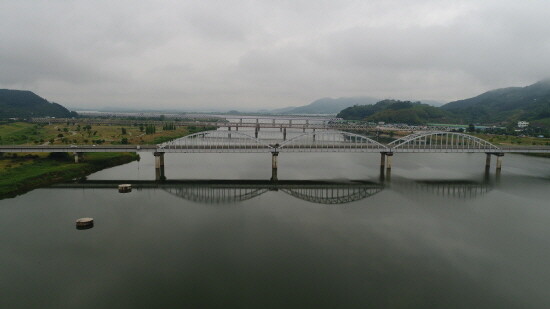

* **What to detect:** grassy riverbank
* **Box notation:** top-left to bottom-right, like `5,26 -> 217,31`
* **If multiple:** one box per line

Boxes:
0,121 -> 216,199
0,152 -> 138,199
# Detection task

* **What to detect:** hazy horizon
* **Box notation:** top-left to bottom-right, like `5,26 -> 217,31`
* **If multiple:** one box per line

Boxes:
2,1 -> 550,110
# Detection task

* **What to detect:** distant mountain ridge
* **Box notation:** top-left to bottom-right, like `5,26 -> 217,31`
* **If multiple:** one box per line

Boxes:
0,89 -> 76,119
335,80 -> 550,127
278,97 -> 380,114
441,80 -> 550,126
337,100 -> 453,125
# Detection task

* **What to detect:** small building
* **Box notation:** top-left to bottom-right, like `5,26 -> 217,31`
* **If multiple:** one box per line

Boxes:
518,121 -> 529,128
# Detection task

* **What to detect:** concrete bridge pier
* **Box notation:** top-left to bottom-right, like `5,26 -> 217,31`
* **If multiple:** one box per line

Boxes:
235,125 -> 238,131
283,128 -> 287,141
239,118 -> 243,124
154,152 -> 166,181
313,128 -> 316,142
255,127 -> 259,138
380,152 -> 386,168
228,126 -> 232,139
271,152 -> 279,182
74,152 -> 82,163
386,153 -> 394,170
306,119 -> 309,127
496,153 -> 504,171
485,153 -> 491,169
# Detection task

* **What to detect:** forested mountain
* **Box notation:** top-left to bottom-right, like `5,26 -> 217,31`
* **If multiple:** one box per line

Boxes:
441,80 -> 550,126
0,89 -> 76,119
336,80 -> 550,127
337,100 -> 453,125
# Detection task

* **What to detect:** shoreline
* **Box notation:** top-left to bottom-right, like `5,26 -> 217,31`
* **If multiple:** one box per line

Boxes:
0,152 -> 139,199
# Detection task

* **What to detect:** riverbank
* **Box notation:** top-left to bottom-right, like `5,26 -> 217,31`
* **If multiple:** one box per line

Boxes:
0,152 -> 139,199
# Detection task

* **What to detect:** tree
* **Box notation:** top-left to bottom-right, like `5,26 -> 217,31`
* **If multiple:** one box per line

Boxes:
120,137 -> 128,144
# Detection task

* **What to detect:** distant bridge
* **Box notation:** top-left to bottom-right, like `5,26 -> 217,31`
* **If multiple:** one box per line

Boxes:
30,117 -> 419,131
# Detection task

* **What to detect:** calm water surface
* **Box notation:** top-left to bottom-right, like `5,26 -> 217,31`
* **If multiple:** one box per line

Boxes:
1,150 -> 550,308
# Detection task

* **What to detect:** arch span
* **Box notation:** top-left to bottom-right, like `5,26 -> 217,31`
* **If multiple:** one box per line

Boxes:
277,131 -> 388,152
159,130 -> 274,153
388,131 -> 499,151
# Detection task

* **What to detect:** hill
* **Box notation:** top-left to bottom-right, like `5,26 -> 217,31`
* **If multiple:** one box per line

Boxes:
441,80 -> 550,126
0,89 -> 76,119
280,97 -> 379,114
337,100 -> 453,125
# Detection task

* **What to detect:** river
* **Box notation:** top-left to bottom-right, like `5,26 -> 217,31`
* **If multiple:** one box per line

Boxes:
1,142 -> 550,308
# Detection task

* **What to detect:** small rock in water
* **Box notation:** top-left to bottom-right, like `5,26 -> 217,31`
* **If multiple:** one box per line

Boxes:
76,217 -> 94,230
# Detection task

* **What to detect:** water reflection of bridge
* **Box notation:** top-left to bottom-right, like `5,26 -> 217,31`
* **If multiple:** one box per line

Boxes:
52,176 -> 495,204
393,179 -> 493,199
53,180 -> 383,205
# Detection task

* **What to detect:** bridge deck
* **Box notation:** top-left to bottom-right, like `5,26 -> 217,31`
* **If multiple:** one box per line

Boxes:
1,145 -> 550,153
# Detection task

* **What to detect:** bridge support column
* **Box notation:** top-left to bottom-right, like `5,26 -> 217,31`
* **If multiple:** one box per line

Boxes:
485,153 -> 491,169
386,153 -> 393,170
154,152 -> 166,181
255,127 -> 259,138
306,119 -> 309,127
496,153 -> 503,171
240,118 -> 243,124
313,128 -> 316,142
271,152 -> 279,182
235,125 -> 238,131
289,119 -> 292,126
283,128 -> 287,141
380,152 -> 386,168
272,119 -> 276,126
228,126 -> 231,139
74,152 -> 82,163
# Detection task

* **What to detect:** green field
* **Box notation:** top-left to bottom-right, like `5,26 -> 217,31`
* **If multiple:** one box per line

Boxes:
0,121 -> 216,146
0,121 -> 216,199
473,133 -> 550,146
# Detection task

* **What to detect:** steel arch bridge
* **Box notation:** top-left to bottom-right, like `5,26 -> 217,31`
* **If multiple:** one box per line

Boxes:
158,130 -> 389,153
277,131 -> 387,152
388,131 -> 500,152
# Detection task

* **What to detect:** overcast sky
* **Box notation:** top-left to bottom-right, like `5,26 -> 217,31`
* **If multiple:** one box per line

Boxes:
1,0 -> 550,111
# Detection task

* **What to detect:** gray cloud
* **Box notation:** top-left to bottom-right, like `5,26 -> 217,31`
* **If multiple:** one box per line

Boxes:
1,0 -> 549,110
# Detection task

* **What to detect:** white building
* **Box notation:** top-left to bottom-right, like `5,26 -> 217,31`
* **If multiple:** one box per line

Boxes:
518,121 -> 529,128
